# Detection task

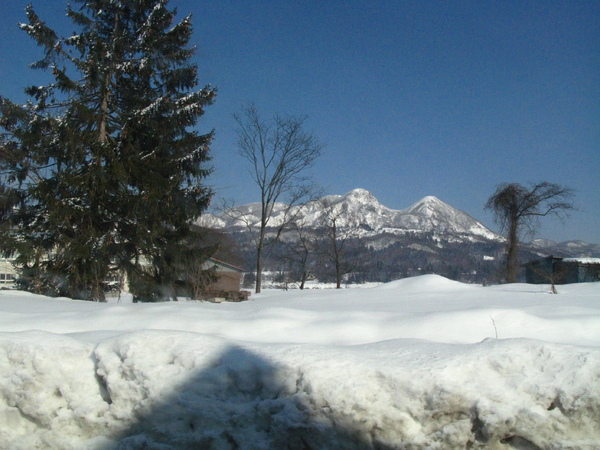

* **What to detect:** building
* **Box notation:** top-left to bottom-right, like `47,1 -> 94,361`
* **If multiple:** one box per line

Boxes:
523,256 -> 600,285
0,258 -> 17,288
115,257 -> 247,300
203,258 -> 245,292
0,256 -> 247,300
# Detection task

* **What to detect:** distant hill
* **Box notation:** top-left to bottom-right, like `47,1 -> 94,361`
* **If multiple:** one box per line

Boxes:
199,189 -> 599,285
529,239 -> 600,258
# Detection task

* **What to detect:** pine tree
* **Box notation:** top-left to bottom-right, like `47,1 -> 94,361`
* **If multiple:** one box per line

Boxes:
0,1 -> 215,301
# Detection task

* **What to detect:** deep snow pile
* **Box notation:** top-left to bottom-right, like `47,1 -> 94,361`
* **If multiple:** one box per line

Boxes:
1,276 -> 599,449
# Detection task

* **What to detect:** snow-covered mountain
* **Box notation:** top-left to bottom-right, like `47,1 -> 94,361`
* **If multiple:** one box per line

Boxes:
200,188 -> 500,241
530,239 -> 600,257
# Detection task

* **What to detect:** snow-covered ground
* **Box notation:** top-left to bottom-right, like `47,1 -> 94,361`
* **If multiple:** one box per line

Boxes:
1,276 -> 599,449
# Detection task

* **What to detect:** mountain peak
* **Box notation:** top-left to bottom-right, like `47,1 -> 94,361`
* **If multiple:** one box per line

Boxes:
199,188 -> 500,241
419,195 -> 442,204
343,188 -> 377,202
412,196 -> 447,207
404,196 -> 448,215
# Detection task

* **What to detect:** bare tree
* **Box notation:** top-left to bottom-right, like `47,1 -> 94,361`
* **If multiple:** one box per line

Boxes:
281,212 -> 318,290
318,199 -> 363,288
234,104 -> 323,293
530,263 -> 570,294
485,182 -> 575,283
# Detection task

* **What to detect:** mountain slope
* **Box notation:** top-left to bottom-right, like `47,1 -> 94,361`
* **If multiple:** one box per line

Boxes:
200,189 -> 500,241
393,196 -> 498,239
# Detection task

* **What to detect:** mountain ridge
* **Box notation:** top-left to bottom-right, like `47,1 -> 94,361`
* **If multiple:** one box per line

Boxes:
200,189 -> 598,284
200,188 -> 501,242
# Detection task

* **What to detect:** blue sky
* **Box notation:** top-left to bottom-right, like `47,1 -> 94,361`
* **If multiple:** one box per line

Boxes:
1,1 -> 598,243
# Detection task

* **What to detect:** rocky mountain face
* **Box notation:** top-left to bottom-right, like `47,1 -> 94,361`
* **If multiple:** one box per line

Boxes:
200,189 -> 598,285
201,188 -> 500,242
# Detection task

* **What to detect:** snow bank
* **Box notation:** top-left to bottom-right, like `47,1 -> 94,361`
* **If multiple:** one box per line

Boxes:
1,332 -> 599,449
1,277 -> 599,448
374,273 -> 471,293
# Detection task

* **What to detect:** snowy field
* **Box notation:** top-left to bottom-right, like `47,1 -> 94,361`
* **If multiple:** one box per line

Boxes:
1,275 -> 599,449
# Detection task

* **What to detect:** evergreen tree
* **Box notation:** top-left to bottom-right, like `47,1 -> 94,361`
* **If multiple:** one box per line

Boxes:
0,0 -> 215,301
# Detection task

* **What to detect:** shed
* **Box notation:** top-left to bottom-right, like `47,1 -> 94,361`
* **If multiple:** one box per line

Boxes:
200,258 -> 249,302
204,258 -> 245,292
523,256 -> 600,284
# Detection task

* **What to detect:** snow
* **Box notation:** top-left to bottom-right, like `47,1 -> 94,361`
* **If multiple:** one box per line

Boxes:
200,189 -> 503,242
1,276 -> 599,448
562,257 -> 600,264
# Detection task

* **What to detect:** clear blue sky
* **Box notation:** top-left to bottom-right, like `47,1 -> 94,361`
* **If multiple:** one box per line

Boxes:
1,1 -> 598,243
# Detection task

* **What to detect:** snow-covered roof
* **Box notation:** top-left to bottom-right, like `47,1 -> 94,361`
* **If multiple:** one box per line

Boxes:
207,257 -> 246,272
562,257 -> 600,264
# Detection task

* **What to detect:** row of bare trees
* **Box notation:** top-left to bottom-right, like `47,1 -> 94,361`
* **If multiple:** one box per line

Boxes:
281,200 -> 364,289
225,196 -> 363,291
230,104 -> 576,292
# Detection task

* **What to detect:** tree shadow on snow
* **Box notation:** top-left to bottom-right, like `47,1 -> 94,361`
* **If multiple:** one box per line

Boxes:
110,345 -> 386,450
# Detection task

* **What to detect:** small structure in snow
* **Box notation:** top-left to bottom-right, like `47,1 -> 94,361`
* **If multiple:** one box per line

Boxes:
522,255 -> 600,285
202,258 -> 250,302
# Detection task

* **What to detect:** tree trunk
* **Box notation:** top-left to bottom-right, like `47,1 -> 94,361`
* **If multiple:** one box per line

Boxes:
99,11 -> 118,144
255,230 -> 264,294
93,283 -> 106,302
255,253 -> 262,293
99,85 -> 109,143
506,217 -> 519,283
299,271 -> 307,290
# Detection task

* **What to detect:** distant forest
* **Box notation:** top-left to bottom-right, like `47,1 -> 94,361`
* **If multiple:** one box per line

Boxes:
228,229 -> 566,288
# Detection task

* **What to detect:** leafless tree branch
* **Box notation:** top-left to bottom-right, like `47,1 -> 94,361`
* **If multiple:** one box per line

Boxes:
234,103 -> 323,293
485,181 -> 576,283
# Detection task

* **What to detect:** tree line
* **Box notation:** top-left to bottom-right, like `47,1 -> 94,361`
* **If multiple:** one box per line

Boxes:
229,186 -> 576,291
237,228 -> 509,289
232,138 -> 575,291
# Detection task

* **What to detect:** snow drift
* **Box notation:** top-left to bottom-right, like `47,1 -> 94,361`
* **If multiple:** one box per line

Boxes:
1,278 -> 599,448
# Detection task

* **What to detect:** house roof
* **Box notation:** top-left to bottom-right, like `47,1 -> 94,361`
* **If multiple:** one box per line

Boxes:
208,258 -> 246,273
523,255 -> 600,267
